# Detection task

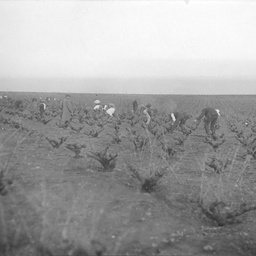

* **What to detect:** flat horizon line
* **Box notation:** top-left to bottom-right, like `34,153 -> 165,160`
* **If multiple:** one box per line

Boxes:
1,91 -> 255,96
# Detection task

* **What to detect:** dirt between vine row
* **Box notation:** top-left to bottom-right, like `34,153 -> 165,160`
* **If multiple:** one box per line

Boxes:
0,117 -> 256,256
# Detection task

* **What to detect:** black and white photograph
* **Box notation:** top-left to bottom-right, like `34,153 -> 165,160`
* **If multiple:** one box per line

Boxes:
0,0 -> 256,255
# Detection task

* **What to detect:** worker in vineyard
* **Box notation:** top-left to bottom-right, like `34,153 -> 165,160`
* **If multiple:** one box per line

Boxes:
27,97 -> 38,117
61,94 -> 73,128
104,103 -> 116,119
94,100 -> 102,111
132,100 -> 138,113
169,112 -> 191,133
139,104 -> 151,125
39,100 -> 46,118
194,107 -> 220,136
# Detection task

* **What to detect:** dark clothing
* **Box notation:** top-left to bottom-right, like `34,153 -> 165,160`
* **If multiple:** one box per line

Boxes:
170,112 -> 190,133
39,103 -> 46,118
132,100 -> 138,113
196,108 -> 218,122
196,108 -> 218,135
61,98 -> 73,126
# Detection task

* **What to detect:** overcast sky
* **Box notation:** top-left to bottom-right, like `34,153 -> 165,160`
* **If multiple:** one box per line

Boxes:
0,0 -> 256,94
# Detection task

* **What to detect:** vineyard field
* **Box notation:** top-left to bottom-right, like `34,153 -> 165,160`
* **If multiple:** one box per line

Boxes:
0,92 -> 256,256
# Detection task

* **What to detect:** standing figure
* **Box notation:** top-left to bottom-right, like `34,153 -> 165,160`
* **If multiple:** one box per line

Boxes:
195,108 -> 220,136
132,100 -> 138,113
39,101 -> 46,118
31,97 -> 38,112
61,94 -> 73,127
169,112 -> 191,133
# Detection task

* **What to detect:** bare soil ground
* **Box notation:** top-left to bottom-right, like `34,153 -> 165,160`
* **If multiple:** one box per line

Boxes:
0,94 -> 256,256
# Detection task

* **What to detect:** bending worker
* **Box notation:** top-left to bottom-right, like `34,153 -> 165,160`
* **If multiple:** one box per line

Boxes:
169,112 -> 191,133
195,107 -> 220,136
94,100 -> 102,111
105,103 -> 116,117
139,104 -> 151,125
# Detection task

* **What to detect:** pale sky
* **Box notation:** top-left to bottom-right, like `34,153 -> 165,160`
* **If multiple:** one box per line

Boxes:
0,0 -> 256,94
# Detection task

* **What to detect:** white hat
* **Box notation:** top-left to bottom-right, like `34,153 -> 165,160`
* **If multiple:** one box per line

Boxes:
94,100 -> 101,104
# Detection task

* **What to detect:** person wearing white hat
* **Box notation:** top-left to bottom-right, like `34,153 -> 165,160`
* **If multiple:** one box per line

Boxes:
94,100 -> 102,111
105,103 -> 116,117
